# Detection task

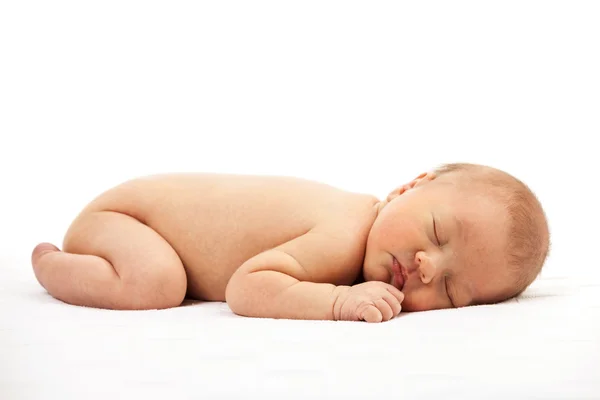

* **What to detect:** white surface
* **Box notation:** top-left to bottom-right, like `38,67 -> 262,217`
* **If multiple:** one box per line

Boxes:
1,250 -> 599,400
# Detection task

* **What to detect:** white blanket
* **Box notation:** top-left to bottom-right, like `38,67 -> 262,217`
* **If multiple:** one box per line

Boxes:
1,250 -> 599,400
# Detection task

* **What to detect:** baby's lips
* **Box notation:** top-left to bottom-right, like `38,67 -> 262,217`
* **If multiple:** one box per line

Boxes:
391,257 -> 405,290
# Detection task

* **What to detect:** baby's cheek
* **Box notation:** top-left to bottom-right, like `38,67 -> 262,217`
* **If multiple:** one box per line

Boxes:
363,263 -> 389,283
383,219 -> 421,247
379,218 -> 406,240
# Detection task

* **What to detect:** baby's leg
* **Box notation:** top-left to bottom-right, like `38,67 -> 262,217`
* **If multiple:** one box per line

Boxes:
31,210 -> 187,310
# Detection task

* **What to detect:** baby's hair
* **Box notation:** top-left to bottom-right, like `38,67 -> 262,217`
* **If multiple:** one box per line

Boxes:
433,163 -> 550,299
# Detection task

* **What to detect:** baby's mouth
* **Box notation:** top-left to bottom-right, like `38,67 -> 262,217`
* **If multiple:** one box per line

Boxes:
391,257 -> 406,291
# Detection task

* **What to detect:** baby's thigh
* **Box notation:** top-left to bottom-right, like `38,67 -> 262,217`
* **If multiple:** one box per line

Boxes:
64,210 -> 187,303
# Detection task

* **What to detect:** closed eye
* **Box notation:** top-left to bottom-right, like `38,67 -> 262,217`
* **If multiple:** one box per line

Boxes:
432,214 -> 441,246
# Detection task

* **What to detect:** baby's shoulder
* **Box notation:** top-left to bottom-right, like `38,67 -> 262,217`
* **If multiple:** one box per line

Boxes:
313,191 -> 379,245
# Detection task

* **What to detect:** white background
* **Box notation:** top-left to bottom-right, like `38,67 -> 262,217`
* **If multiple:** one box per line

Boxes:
1,1 -> 598,279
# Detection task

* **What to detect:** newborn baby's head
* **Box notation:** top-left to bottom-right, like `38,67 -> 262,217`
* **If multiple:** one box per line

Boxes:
363,163 -> 549,312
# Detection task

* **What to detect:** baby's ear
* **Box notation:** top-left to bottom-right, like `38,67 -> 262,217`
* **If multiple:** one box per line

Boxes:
386,171 -> 437,201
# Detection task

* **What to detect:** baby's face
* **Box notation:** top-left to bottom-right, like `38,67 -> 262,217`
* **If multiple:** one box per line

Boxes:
363,172 -> 514,312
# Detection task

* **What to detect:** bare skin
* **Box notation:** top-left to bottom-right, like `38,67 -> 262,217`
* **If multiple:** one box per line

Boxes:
32,173 -> 405,321
31,170 -> 514,322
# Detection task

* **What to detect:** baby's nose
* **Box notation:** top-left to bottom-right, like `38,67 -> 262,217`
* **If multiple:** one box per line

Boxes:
415,251 -> 436,283
415,251 -> 429,268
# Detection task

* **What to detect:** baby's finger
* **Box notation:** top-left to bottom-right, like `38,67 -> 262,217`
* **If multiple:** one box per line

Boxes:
374,298 -> 394,321
381,292 -> 402,317
385,284 -> 405,304
361,305 -> 383,323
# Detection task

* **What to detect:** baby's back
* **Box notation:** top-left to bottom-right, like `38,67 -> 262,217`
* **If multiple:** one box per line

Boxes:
77,173 -> 377,300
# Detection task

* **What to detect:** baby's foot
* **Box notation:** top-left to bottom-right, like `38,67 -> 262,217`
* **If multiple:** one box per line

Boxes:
31,242 -> 60,265
31,243 -> 61,290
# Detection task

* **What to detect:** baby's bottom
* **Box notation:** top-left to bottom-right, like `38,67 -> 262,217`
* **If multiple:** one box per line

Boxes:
31,211 -> 187,310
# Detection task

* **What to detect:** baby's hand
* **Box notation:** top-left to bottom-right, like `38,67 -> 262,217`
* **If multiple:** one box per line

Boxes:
333,282 -> 404,323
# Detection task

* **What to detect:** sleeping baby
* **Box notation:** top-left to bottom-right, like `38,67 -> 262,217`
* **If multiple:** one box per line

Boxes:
31,163 -> 549,322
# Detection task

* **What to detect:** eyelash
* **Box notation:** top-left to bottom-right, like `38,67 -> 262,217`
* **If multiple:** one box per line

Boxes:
432,217 -> 441,246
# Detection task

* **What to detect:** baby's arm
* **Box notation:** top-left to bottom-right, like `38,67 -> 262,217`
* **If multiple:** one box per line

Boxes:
225,229 -> 404,322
